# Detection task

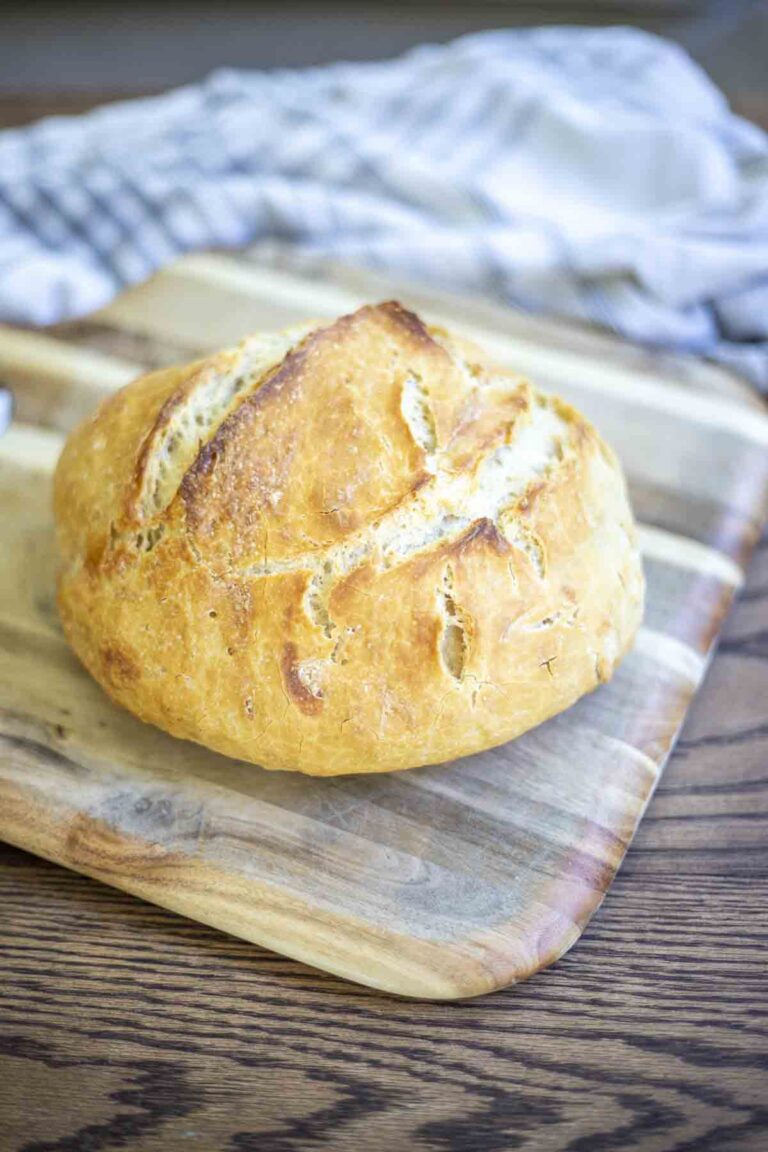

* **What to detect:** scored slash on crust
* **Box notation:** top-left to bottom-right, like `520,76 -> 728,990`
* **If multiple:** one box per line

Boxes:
121,304 -> 572,651
132,323 -> 315,520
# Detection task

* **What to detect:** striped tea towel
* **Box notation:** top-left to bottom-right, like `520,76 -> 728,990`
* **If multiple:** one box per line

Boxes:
1,27 -> 768,388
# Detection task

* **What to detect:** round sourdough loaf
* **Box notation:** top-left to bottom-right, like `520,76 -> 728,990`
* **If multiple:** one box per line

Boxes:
54,302 -> 644,775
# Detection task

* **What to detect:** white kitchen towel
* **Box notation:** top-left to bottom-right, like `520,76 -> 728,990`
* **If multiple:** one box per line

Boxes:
2,27 -> 768,387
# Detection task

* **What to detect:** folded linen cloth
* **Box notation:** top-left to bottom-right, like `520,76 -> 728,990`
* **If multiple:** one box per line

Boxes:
1,27 -> 768,388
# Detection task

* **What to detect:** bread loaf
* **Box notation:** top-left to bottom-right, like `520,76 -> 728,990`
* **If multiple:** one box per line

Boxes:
54,302 -> 644,775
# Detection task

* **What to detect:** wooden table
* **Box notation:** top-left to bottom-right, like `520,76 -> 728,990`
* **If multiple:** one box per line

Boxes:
1,95 -> 768,1151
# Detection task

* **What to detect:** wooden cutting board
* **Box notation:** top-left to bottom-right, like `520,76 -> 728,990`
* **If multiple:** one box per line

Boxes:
1,249 -> 767,999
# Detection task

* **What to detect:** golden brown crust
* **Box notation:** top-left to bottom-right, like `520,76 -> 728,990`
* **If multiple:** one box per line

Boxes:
54,302 -> 644,775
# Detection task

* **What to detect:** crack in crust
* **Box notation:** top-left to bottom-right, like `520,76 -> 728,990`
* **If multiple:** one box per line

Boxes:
131,323 -> 314,520
239,398 -> 570,636
123,304 -> 575,650
439,565 -> 471,680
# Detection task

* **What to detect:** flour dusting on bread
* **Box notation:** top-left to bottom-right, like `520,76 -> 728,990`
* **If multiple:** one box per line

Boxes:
137,324 -> 313,517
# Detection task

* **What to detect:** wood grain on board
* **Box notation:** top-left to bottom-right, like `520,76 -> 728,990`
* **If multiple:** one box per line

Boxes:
1,252 -> 767,1006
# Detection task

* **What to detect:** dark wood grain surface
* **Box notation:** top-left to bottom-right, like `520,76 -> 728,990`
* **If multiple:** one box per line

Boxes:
1,512 -> 766,1152
2,1 -> 767,101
